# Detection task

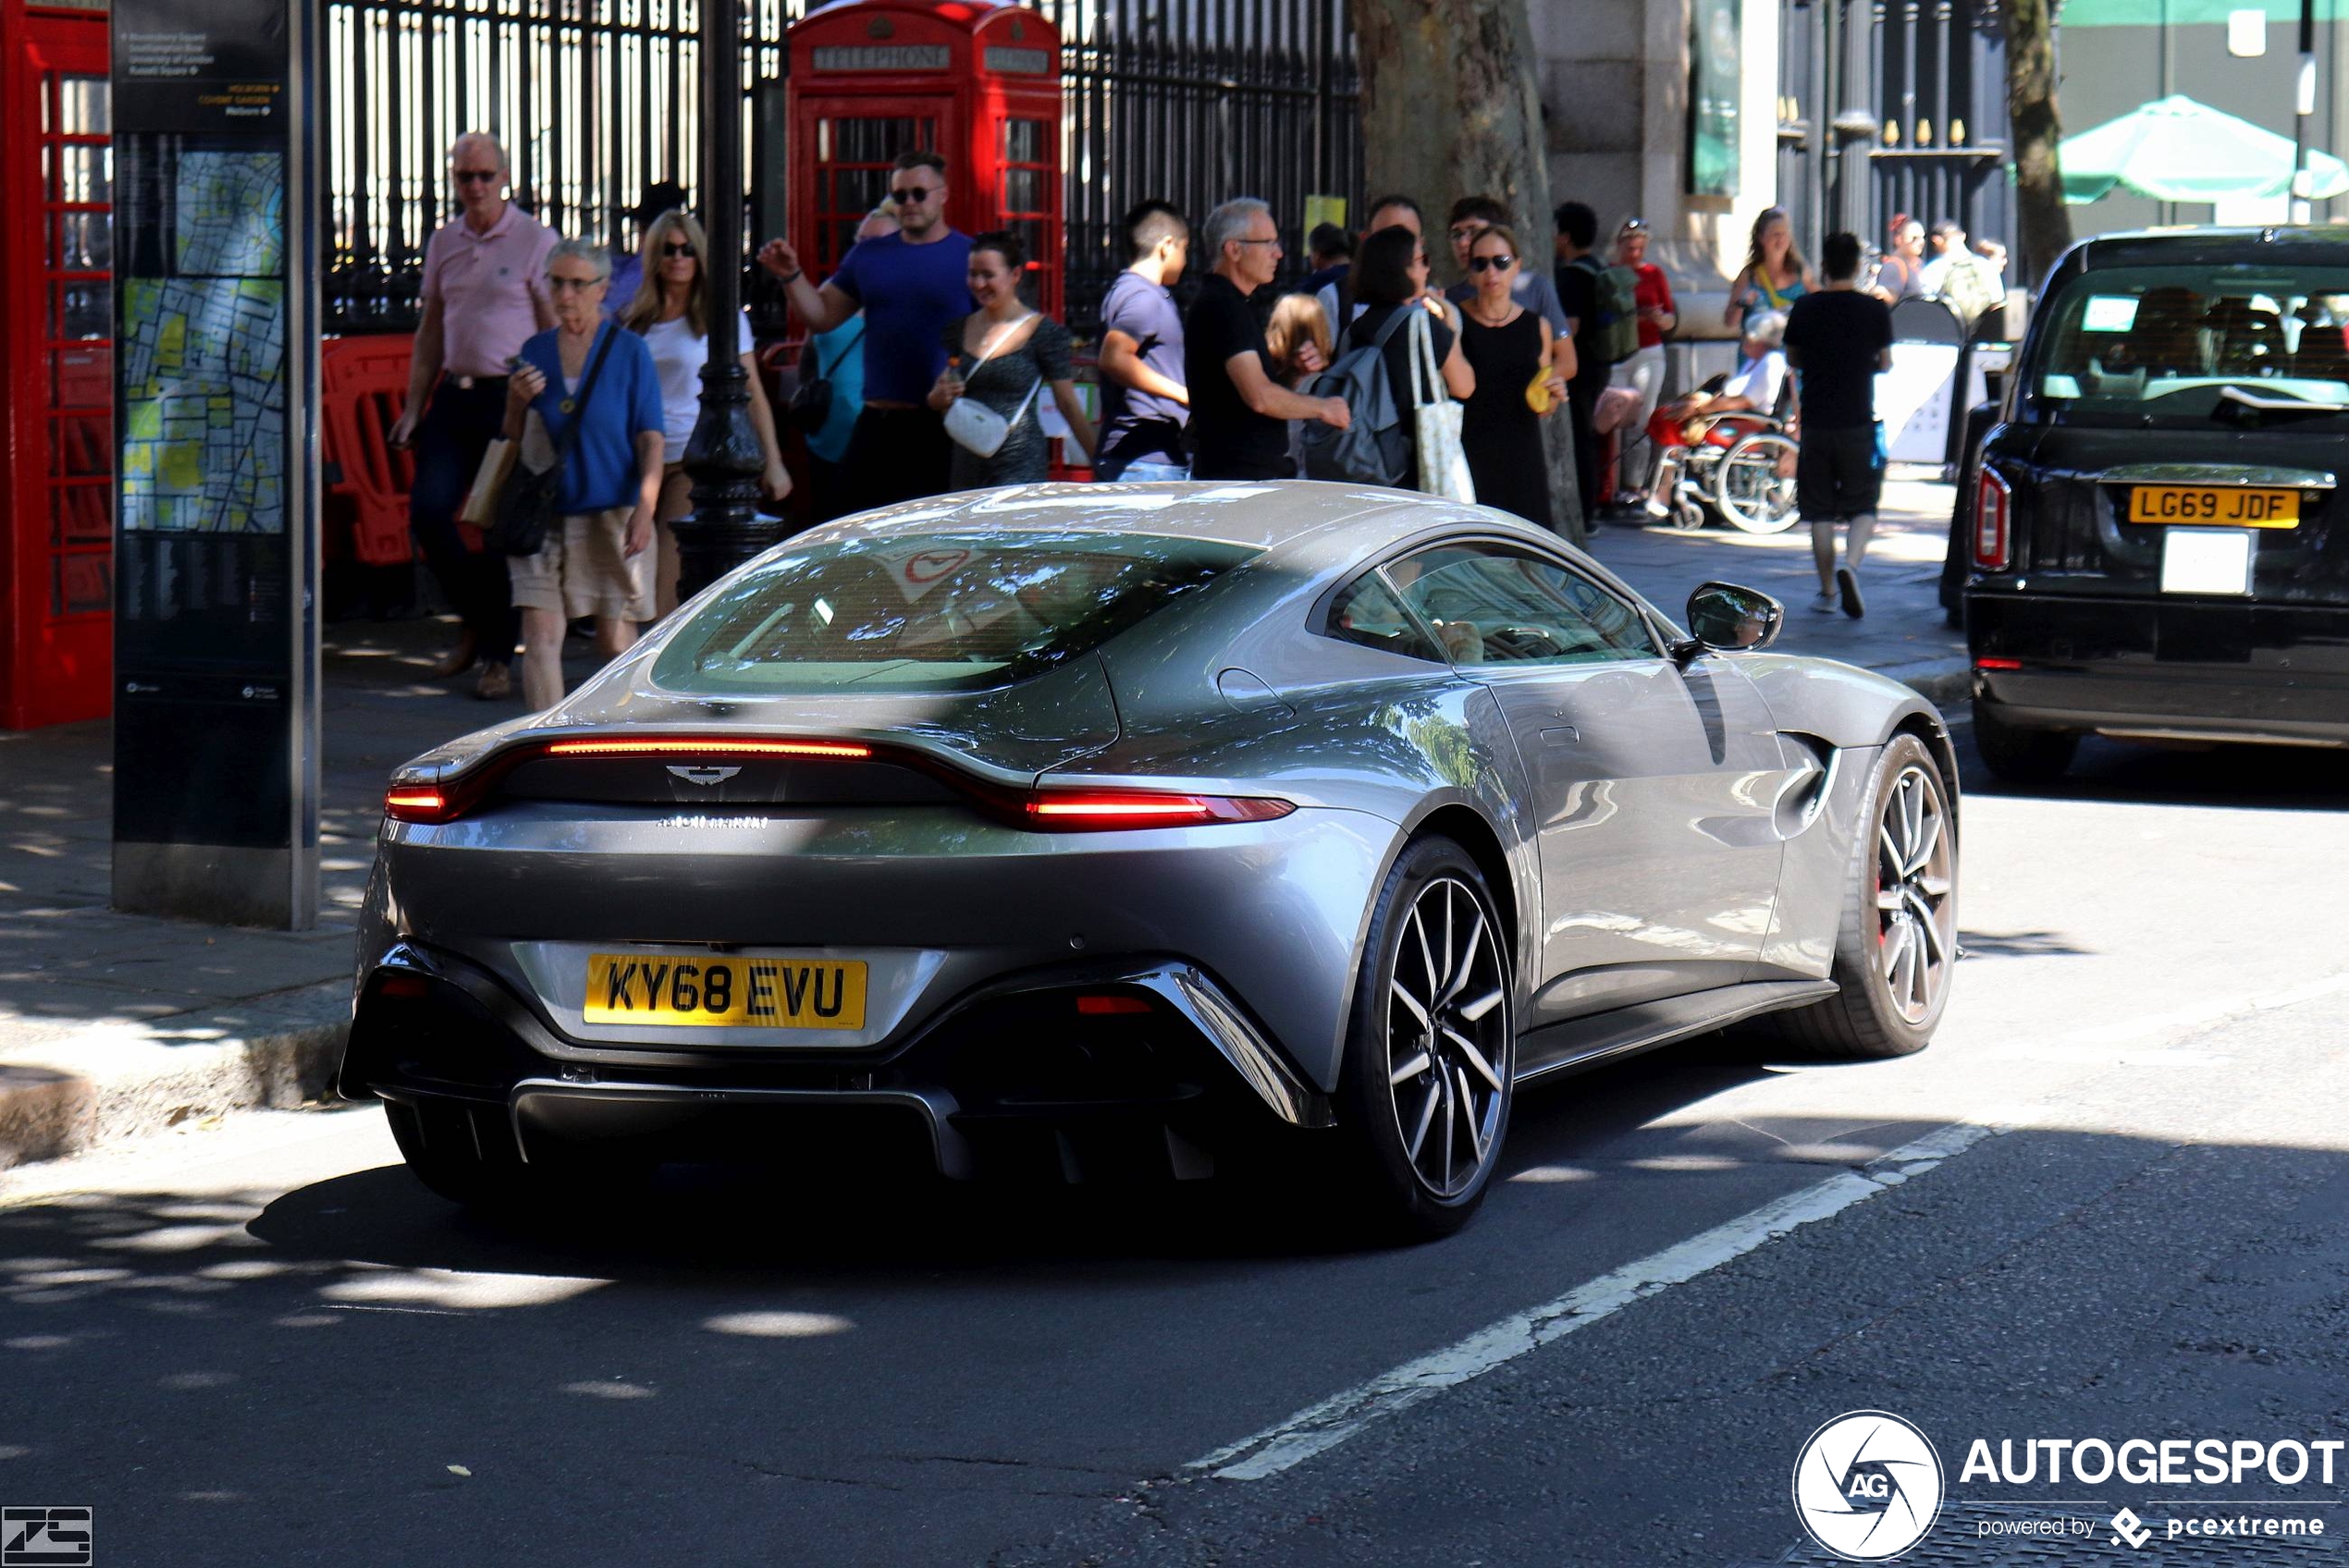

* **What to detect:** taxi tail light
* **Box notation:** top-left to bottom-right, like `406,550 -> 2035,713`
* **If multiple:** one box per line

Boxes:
1015,790 -> 1297,830
1974,467 -> 2012,571
1974,656 -> 2023,671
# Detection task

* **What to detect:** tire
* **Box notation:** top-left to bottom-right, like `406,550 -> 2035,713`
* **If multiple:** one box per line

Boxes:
1715,432 -> 1802,533
1774,734 -> 1957,1059
385,1099 -> 537,1208
1334,837 -> 1515,1241
1973,701 -> 2078,786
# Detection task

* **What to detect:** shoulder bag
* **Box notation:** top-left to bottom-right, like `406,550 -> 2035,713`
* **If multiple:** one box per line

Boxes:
943,317 -> 1044,460
790,320 -> 864,433
1409,309 -> 1477,505
493,325 -> 619,558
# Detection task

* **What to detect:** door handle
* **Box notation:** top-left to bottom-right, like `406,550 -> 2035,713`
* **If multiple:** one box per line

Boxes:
1541,726 -> 1580,745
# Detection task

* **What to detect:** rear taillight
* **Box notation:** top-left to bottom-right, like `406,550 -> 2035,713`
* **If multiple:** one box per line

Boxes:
1974,467 -> 2012,571
1018,790 -> 1296,831
1974,656 -> 2023,671
384,787 -> 454,824
1076,994 -> 1153,1015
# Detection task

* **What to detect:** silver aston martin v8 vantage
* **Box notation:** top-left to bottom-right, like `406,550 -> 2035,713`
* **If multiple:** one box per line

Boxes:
342,482 -> 1959,1236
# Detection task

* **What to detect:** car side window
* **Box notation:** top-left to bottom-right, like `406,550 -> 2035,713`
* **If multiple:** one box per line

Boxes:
1323,572 -> 1446,663
1387,545 -> 1657,667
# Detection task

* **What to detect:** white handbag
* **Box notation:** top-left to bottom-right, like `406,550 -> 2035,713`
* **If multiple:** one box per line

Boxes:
943,316 -> 1044,460
1409,308 -> 1477,504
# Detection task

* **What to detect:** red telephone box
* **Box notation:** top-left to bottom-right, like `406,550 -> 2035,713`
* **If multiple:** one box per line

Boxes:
0,0 -> 111,730
787,0 -> 1064,315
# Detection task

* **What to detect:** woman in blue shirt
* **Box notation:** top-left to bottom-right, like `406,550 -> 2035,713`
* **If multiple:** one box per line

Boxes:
503,239 -> 667,711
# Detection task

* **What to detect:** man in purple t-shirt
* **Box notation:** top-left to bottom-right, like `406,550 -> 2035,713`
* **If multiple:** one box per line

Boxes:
1095,201 -> 1191,482
758,149 -> 975,513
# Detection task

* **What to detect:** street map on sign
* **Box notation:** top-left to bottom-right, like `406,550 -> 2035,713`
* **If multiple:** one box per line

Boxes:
118,152 -> 287,533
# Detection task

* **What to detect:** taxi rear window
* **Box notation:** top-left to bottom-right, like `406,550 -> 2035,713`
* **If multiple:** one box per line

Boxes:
2031,262 -> 2349,422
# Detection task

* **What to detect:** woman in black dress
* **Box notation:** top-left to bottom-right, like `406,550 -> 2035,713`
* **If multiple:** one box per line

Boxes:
1344,224 -> 1475,491
1457,225 -> 1566,527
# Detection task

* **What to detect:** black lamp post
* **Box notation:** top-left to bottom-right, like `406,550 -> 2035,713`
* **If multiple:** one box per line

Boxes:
676,0 -> 780,600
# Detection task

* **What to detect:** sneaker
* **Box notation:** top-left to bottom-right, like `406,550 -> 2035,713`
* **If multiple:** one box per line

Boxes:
1837,567 -> 1866,619
473,662 -> 513,702
1810,591 -> 1839,615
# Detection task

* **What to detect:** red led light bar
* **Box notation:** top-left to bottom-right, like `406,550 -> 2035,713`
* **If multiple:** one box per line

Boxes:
383,787 -> 451,824
1076,995 -> 1153,1015
1020,790 -> 1297,829
544,738 -> 871,759
1974,657 -> 2023,671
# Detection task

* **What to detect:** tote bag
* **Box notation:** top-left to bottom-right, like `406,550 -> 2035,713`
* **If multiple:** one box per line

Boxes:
1410,309 -> 1477,504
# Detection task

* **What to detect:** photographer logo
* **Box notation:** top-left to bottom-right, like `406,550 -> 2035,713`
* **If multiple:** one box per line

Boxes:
1792,1412 -> 1944,1562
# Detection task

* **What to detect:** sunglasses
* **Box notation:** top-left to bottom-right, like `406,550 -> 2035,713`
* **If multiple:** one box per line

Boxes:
454,169 -> 500,185
547,275 -> 602,292
1619,218 -> 1650,234
1468,253 -> 1517,272
888,186 -> 939,205
660,241 -> 696,257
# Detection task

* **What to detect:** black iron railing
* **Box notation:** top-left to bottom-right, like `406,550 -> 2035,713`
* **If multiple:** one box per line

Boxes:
323,0 -> 1362,337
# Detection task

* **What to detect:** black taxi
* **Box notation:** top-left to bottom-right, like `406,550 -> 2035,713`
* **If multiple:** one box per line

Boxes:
1966,227 -> 2349,781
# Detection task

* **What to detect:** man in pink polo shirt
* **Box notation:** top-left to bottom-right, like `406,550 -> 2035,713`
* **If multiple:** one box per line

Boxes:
388,132 -> 556,701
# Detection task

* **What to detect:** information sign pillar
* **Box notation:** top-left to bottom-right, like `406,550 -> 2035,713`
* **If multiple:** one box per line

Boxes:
108,0 -> 320,928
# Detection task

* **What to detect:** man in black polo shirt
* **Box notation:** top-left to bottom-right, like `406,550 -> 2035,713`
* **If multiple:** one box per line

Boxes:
1781,230 -> 1895,619
1184,197 -> 1349,480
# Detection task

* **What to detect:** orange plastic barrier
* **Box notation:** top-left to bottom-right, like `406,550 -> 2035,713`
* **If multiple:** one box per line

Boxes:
320,335 -> 431,565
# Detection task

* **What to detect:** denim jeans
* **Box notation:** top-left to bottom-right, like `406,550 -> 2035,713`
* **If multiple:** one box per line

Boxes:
1106,459 -> 1190,484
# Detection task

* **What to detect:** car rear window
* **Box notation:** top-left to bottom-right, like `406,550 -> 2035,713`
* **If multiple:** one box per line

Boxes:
649,530 -> 1258,694
2030,261 -> 2349,426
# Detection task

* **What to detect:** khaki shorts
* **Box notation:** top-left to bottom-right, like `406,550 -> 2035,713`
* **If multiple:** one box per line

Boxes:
508,506 -> 655,621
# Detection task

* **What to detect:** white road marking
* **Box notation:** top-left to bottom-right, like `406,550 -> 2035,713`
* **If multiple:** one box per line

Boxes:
1191,1121 -> 1996,1482
1195,969 -> 2349,1484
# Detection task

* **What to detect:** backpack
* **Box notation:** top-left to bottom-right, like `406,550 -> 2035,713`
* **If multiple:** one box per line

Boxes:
1298,305 -> 1419,487
1572,255 -> 1642,364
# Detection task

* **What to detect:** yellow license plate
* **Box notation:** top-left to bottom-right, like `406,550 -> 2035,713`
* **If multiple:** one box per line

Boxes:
2125,485 -> 2299,527
584,953 -> 867,1029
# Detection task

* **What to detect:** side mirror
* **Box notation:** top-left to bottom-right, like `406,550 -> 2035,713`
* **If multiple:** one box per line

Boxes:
1679,581 -> 1782,659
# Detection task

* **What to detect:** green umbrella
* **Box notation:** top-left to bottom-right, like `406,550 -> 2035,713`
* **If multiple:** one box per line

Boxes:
2059,93 -> 2349,205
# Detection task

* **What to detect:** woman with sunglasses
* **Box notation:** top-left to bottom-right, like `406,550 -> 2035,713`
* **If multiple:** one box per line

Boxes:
1457,227 -> 1566,528
621,209 -> 791,616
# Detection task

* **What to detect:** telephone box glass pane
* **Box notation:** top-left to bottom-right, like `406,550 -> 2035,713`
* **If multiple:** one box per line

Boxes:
52,283 -> 110,340
1003,118 -> 1047,164
55,144 -> 108,206
53,554 -> 112,617
52,211 -> 112,272
58,75 -> 109,135
51,415 -> 111,477
53,484 -> 113,545
1002,167 -> 1044,214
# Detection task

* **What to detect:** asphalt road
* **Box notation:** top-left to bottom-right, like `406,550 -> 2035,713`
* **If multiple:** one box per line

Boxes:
5,729 -> 2349,1568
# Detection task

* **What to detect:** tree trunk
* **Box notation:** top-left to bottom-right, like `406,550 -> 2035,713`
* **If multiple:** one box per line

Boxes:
2006,0 -> 2072,290
1355,0 -> 1582,545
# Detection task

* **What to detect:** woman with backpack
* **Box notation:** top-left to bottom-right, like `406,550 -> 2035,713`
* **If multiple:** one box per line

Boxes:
1338,225 -> 1474,491
619,209 -> 791,616
1457,227 -> 1566,527
928,230 -> 1096,488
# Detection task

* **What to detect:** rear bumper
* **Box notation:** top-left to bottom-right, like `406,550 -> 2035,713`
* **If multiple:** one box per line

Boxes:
338,941 -> 1332,1183
1966,587 -> 2349,741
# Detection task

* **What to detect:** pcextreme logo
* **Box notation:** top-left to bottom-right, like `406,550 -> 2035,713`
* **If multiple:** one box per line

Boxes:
1792,1411 -> 1947,1562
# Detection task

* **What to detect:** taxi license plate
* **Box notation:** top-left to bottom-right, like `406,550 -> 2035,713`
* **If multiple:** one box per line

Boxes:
2125,485 -> 2299,527
584,953 -> 867,1029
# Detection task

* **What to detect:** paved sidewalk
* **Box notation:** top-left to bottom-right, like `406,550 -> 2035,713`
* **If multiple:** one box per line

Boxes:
0,483 -> 1968,1177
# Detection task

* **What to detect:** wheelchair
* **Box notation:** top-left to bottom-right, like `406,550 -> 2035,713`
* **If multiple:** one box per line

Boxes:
1641,405 -> 1801,535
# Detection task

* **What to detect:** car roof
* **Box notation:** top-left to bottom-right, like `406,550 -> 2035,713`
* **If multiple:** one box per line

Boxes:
2068,224 -> 2349,271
